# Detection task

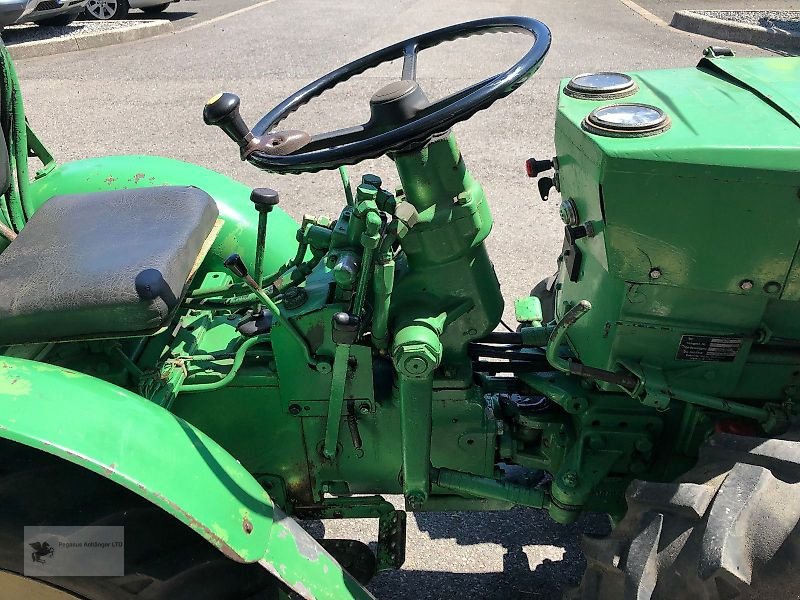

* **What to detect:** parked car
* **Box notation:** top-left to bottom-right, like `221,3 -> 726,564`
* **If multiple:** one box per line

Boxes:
83,0 -> 177,20
0,0 -> 35,25
17,0 -> 87,26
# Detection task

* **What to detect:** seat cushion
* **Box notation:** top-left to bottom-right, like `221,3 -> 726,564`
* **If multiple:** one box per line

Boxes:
0,186 -> 219,345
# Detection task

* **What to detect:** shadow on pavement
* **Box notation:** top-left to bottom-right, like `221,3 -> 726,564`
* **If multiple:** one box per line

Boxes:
123,10 -> 197,22
368,508 -> 611,599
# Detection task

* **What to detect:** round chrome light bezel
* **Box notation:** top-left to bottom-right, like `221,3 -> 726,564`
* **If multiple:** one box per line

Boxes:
582,103 -> 670,137
564,72 -> 638,100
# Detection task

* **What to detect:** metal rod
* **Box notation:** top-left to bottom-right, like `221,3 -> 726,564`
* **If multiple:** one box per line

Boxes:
670,388 -> 772,424
371,254 -> 394,352
323,343 -> 351,459
433,467 -> 546,509
480,331 -> 523,344
546,300 -> 639,390
339,166 -> 354,206
179,335 -> 270,393
0,220 -> 16,242
244,274 -> 317,367
254,211 -> 268,285
545,300 -> 591,373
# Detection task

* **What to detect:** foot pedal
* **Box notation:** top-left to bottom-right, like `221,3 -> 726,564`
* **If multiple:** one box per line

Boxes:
377,509 -> 406,571
319,539 -> 376,584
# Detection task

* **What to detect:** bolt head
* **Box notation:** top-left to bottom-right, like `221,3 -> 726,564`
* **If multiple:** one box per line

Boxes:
316,361 -> 332,374
739,279 -> 754,290
392,341 -> 439,378
406,492 -> 425,509
561,471 -> 579,488
559,198 -> 579,226
649,268 -> 662,280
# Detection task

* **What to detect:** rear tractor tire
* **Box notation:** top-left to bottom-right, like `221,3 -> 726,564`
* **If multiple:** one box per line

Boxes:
570,428 -> 800,599
0,438 -> 283,599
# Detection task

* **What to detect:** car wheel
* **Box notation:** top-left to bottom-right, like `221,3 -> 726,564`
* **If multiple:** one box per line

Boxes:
141,2 -> 170,14
84,0 -> 129,20
35,12 -> 80,26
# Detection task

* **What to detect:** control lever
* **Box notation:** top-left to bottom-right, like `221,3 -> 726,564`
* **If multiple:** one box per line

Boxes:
250,188 -> 280,285
323,312 -> 362,459
538,176 -> 555,201
204,92 -> 311,160
223,253 -> 319,369
525,157 -> 554,177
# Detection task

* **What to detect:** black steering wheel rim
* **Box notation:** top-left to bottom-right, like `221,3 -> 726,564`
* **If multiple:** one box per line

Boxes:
250,16 -> 552,174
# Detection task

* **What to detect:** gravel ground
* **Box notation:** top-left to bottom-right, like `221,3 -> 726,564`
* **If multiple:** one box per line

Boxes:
1,19 -> 163,46
692,10 -> 800,34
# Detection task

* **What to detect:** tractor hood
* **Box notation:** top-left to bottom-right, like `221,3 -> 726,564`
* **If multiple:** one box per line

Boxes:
556,56 -> 800,177
551,56 -> 800,396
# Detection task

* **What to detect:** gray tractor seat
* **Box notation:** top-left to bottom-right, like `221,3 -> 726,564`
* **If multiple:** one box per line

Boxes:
0,186 -> 219,346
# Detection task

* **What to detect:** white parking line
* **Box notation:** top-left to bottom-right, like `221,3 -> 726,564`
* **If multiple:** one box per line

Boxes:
179,0 -> 282,33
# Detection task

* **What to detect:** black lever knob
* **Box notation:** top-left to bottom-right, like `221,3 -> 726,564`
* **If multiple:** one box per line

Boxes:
525,157 -> 554,177
250,188 -> 280,213
203,93 -> 252,147
538,176 -> 555,201
223,253 -> 249,279
332,312 -> 361,345
565,223 -> 596,244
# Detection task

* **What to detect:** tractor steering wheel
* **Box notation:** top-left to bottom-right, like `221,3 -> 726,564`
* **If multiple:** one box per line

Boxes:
247,16 -> 551,174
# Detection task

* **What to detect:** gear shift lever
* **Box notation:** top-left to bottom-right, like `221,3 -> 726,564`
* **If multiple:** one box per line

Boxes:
204,92 -> 311,160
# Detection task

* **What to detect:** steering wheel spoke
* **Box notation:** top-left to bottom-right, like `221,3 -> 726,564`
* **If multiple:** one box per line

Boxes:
401,42 -> 419,81
302,125 -> 372,153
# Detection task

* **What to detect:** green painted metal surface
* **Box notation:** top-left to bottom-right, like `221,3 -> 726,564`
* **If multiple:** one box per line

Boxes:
553,55 -> 800,413
0,357 -> 372,600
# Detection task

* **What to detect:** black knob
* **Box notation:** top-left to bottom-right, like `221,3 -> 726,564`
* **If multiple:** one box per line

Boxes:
251,188 -> 280,213
203,93 -> 251,146
538,177 -> 555,201
565,223 -> 596,244
332,311 -> 361,344
223,253 -> 249,278
525,157 -> 554,177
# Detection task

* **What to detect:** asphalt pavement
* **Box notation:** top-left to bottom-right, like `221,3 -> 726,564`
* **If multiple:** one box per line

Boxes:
11,1 -> 776,598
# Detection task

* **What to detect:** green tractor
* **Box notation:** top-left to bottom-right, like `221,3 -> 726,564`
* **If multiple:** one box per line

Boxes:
0,14 -> 799,600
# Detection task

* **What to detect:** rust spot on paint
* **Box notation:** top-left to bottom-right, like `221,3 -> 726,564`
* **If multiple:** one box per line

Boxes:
104,176 -> 117,185
103,463 -> 117,476
242,516 -> 253,534
132,173 -> 146,184
154,493 -> 245,562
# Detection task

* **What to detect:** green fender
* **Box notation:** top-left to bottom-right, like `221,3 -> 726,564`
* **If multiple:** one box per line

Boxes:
26,155 -> 300,274
0,357 -> 372,600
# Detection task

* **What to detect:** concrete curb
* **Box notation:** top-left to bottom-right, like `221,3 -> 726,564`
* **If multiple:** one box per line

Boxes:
6,20 -> 173,60
671,10 -> 800,50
